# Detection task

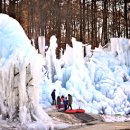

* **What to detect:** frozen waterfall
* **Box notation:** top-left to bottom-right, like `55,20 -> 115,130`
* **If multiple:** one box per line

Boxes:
0,14 -> 54,130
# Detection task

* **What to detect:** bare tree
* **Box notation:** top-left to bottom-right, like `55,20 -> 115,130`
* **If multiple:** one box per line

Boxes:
101,0 -> 108,46
124,0 -> 128,38
0,0 -> 130,52
0,0 -> 2,12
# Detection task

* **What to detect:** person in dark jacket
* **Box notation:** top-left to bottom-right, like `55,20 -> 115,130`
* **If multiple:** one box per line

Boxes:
68,94 -> 72,110
63,97 -> 68,111
51,89 -> 56,105
61,95 -> 64,102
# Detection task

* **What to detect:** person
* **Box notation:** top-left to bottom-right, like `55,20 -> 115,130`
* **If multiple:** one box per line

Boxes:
63,97 -> 68,111
51,89 -> 56,105
60,95 -> 64,109
61,95 -> 64,102
56,96 -> 61,109
68,94 -> 72,110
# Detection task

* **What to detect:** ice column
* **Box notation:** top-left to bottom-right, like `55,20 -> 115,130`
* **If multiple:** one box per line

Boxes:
71,37 -> 84,65
111,38 -> 130,66
38,36 -> 46,57
46,35 -> 58,82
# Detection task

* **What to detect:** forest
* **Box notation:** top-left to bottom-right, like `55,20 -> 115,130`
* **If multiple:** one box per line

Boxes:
0,0 -> 130,56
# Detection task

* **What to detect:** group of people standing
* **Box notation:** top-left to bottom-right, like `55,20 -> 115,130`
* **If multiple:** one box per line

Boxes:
51,89 -> 73,111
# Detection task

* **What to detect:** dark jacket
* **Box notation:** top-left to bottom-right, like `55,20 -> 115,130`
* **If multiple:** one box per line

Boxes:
51,90 -> 55,100
63,98 -> 68,106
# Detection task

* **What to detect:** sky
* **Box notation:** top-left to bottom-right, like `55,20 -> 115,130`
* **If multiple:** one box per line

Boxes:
1,13 -> 130,129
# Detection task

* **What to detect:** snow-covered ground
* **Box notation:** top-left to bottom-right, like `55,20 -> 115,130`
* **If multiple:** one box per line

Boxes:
0,13 -> 130,130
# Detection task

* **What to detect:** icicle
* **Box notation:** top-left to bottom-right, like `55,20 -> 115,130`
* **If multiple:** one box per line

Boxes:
46,35 -> 58,82
38,36 -> 46,57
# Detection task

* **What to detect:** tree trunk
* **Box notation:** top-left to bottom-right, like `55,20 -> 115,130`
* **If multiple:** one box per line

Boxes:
0,0 -> 2,13
93,0 -> 97,47
3,0 -> 6,13
65,1 -> 71,44
102,0 -> 108,46
83,0 -> 86,43
80,0 -> 83,42
91,0 -> 94,47
124,0 -> 128,38
8,0 -> 16,18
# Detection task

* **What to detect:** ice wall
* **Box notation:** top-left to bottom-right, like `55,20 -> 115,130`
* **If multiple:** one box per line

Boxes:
111,38 -> 130,66
41,37 -> 130,116
0,14 -> 53,130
